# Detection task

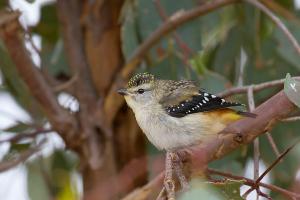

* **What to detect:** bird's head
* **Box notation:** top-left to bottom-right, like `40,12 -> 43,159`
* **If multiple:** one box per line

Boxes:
117,73 -> 158,110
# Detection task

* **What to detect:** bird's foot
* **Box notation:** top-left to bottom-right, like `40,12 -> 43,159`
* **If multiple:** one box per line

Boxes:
160,151 -> 189,200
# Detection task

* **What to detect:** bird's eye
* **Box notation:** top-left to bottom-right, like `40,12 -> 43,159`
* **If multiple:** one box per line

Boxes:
137,89 -> 145,94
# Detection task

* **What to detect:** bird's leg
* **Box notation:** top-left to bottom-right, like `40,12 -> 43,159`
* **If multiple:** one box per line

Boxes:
164,151 -> 175,200
171,152 -> 190,192
163,151 -> 190,199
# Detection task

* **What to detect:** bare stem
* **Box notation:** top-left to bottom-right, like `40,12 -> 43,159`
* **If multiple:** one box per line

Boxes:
247,86 -> 260,199
266,132 -> 281,157
245,0 -> 300,56
207,168 -> 300,199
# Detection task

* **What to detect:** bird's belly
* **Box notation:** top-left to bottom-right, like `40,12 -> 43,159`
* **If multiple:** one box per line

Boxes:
135,112 -> 218,150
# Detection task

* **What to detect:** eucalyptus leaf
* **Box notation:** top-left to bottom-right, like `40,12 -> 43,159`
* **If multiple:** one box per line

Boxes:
3,122 -> 31,133
179,179 -> 244,200
213,179 -> 244,200
284,73 -> 300,108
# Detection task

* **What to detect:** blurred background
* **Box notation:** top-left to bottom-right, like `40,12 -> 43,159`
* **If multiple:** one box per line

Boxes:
0,0 -> 300,199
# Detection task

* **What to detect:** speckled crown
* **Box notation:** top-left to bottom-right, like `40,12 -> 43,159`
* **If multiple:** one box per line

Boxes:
127,73 -> 155,88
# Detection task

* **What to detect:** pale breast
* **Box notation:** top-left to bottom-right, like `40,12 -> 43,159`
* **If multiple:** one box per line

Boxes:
134,108 -> 224,150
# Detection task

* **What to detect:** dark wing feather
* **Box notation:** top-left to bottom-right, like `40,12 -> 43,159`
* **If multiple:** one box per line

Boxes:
164,90 -> 243,118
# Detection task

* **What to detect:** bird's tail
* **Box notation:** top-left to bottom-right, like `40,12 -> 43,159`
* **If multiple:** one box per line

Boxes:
236,111 -> 257,118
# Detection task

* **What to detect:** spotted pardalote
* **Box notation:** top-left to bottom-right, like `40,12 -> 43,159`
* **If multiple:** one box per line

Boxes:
118,73 -> 256,150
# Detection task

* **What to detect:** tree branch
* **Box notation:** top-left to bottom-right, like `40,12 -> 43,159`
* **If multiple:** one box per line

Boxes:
0,129 -> 52,144
245,0 -> 300,56
57,0 -> 105,169
0,140 -> 45,173
219,77 -> 300,97
56,0 -> 97,107
0,10 -> 76,142
207,168 -> 300,199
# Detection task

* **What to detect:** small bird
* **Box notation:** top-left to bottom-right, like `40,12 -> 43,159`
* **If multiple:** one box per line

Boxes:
118,72 -> 255,151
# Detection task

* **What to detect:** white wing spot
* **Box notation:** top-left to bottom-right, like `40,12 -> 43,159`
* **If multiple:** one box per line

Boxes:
204,93 -> 209,96
211,95 -> 216,98
172,108 -> 175,111
200,103 -> 202,106
204,97 -> 209,101
181,103 -> 184,106
196,105 -> 200,108
202,100 -> 206,103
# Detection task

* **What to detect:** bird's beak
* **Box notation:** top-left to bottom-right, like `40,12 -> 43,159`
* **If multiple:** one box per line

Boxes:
117,88 -> 128,96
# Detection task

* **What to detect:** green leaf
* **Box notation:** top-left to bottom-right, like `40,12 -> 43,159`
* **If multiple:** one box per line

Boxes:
284,73 -> 300,108
213,179 -> 244,200
179,179 -> 223,200
27,159 -> 52,200
32,3 -> 59,43
179,178 -> 244,200
3,123 -> 31,133
25,0 -> 35,3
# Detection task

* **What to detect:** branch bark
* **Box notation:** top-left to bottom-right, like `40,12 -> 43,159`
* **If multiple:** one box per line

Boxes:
0,10 -> 76,143
0,140 -> 45,173
56,0 -> 117,187
123,90 -> 296,199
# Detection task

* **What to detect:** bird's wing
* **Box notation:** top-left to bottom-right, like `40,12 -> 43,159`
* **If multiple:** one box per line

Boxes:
161,85 -> 244,118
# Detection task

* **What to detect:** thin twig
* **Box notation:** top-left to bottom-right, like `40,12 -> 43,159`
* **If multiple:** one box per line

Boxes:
219,76 -> 300,97
0,129 -> 52,144
281,116 -> 300,122
243,139 -> 299,197
266,132 -> 281,157
247,86 -> 260,200
245,0 -> 300,56
0,140 -> 45,173
153,0 -> 194,68
219,78 -> 285,97
207,168 -> 300,199
0,10 -> 76,142
256,140 -> 299,184
156,187 -> 166,200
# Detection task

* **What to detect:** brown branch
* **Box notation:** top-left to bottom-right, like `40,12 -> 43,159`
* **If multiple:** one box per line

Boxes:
266,132 -> 281,157
0,140 -> 45,173
57,0 -> 106,169
0,129 -> 52,144
245,0 -> 300,56
207,168 -> 300,199
242,140 -> 299,198
281,116 -> 300,122
123,89 -> 296,199
247,87 -> 260,182
56,0 -> 97,107
219,77 -> 300,97
256,140 -> 299,184
105,0 -> 238,124
0,10 -> 76,141
247,86 -> 260,199
153,0 -> 194,67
